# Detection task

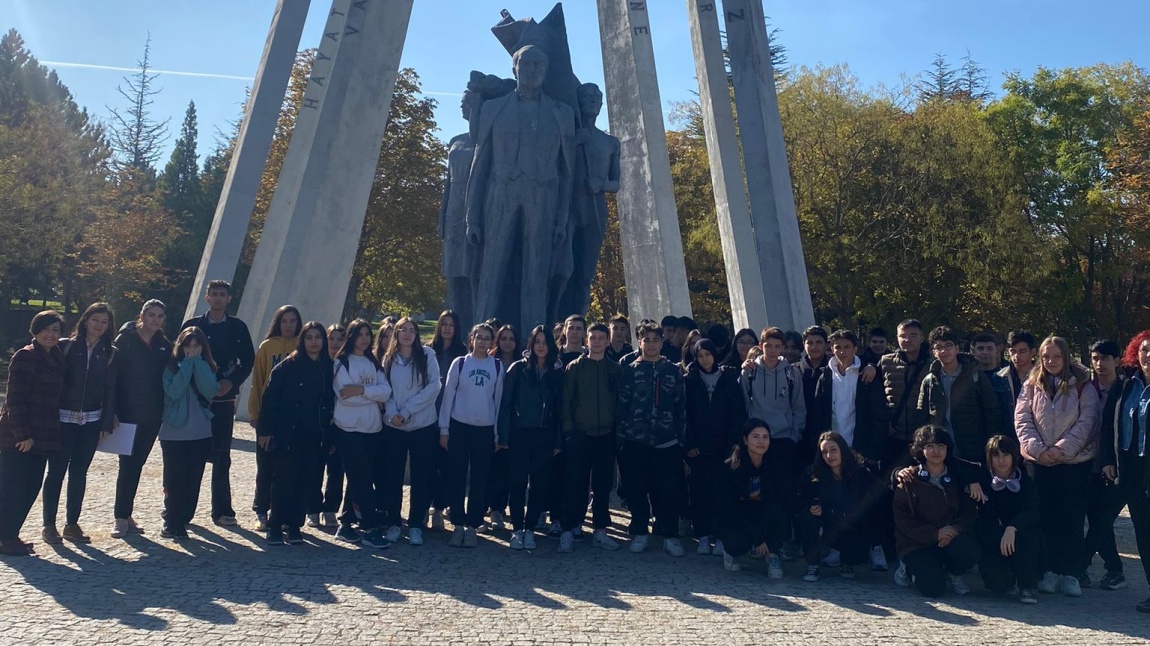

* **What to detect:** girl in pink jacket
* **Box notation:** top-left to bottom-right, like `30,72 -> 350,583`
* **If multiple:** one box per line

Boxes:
1014,336 -> 1100,599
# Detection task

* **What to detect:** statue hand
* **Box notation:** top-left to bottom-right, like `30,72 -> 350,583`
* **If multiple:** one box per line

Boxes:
467,225 -> 483,246
587,177 -> 604,194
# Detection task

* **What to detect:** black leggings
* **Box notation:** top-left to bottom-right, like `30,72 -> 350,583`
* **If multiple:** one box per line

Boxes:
507,427 -> 554,531
1033,461 -> 1091,575
114,420 -> 161,520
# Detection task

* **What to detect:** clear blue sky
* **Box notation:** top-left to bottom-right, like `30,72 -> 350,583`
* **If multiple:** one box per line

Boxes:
4,0 -> 1147,162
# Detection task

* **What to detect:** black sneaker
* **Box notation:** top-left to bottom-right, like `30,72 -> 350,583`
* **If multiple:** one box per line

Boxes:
362,528 -> 392,549
174,526 -> 189,540
571,529 -> 587,543
266,527 -> 285,545
285,527 -> 304,545
335,525 -> 361,544
1075,571 -> 1093,589
1100,572 -> 1127,590
160,525 -> 175,539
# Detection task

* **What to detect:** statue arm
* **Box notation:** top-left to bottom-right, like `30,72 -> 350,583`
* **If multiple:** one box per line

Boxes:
466,121 -> 493,245
438,163 -> 450,238
604,138 -> 621,194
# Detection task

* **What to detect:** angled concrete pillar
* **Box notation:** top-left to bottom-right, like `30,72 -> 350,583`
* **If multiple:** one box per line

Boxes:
722,0 -> 815,331
184,0 -> 311,321
236,0 -> 414,419
686,0 -> 767,331
237,0 -> 353,328
596,0 -> 692,325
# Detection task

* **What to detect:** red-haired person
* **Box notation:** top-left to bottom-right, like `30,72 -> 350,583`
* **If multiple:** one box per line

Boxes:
1100,330 -> 1150,613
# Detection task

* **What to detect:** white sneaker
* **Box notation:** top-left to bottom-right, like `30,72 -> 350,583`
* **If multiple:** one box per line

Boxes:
1037,571 -> 1060,594
894,562 -> 911,587
697,535 -> 713,555
431,509 -> 446,532
1061,574 -> 1083,597
664,538 -> 686,557
723,552 -> 742,571
822,548 -> 841,568
712,540 -> 726,557
523,530 -> 537,550
630,535 -> 649,553
322,512 -> 338,528
111,518 -> 130,539
385,525 -> 402,543
767,555 -> 784,579
558,531 -> 574,553
306,514 -> 321,528
408,527 -> 424,546
592,529 -> 619,551
509,530 -> 524,550
948,574 -> 971,595
870,546 -> 889,572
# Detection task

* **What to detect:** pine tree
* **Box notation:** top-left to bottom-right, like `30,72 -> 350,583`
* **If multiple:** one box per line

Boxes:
160,101 -> 204,232
107,34 -> 169,176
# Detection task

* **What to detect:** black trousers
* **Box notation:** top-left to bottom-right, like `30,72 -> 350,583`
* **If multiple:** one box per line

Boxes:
619,441 -> 683,537
380,424 -> 438,529
308,445 -> 344,514
980,529 -> 1044,592
42,420 -> 101,526
447,420 -> 495,528
337,428 -> 387,529
487,448 -> 510,515
717,500 -> 788,557
687,453 -> 723,539
160,438 -> 211,531
252,442 -> 273,516
209,399 -> 237,520
268,440 -> 320,530
1119,449 -> 1150,584
561,432 -> 616,532
549,451 -> 567,520
507,427 -> 554,531
878,437 -> 914,560
1080,471 -> 1125,574
0,450 -> 48,542
901,534 -> 981,598
799,510 -> 871,566
432,443 -> 450,511
1034,460 -> 1091,575
114,420 -> 161,520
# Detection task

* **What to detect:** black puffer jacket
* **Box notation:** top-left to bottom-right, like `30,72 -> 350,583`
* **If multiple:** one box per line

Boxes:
685,364 -> 746,455
112,321 -> 172,425
255,353 -> 334,450
58,338 -> 117,434
497,357 -> 564,447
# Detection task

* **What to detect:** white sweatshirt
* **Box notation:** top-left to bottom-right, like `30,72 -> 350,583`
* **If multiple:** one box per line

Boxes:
438,354 -> 503,436
332,354 -> 391,434
383,345 -> 442,431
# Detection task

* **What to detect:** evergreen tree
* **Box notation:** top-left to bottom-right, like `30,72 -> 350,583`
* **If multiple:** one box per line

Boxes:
159,101 -> 203,230
107,34 -> 169,177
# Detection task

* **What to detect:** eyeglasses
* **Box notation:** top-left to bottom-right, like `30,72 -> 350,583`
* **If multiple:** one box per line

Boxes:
737,339 -> 757,347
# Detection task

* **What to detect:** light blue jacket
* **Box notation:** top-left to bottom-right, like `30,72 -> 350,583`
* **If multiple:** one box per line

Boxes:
162,356 -> 219,428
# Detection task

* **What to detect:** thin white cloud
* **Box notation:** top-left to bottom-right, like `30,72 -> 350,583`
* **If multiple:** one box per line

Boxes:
41,60 -> 253,81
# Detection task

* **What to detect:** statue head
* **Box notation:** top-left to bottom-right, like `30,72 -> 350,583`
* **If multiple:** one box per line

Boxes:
512,45 -> 549,93
577,83 -> 603,119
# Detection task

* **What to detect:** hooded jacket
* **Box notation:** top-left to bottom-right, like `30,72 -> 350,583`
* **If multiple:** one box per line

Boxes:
1100,371 -> 1150,493
112,321 -> 172,425
1015,364 -> 1099,465
892,464 -> 978,558
918,353 -> 1003,463
256,352 -> 335,449
685,363 -> 746,455
382,345 -> 442,432
181,313 -> 255,401
498,357 -> 564,447
739,357 -> 806,443
810,359 -> 888,462
561,355 -> 620,437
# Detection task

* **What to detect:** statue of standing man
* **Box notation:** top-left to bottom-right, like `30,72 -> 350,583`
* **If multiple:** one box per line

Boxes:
466,45 -> 576,335
557,82 -> 620,318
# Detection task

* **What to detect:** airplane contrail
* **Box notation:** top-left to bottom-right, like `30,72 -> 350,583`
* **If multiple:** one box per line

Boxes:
41,61 -> 253,81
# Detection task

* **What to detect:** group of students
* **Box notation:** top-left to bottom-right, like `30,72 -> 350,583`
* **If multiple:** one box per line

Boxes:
2,282 -> 1150,614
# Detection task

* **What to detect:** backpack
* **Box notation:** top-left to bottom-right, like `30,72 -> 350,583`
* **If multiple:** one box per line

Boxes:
455,355 -> 503,399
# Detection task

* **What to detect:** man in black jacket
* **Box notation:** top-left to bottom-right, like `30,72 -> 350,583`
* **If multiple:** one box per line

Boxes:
181,280 -> 255,526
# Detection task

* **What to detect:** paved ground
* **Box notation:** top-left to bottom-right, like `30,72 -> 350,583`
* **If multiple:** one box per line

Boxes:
1,422 -> 1149,645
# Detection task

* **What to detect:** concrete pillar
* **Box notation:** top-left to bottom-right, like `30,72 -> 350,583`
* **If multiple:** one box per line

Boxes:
184,0 -> 311,321
686,0 -> 767,331
722,0 -> 815,331
236,0 -> 414,419
236,0 -> 353,328
596,0 -> 692,325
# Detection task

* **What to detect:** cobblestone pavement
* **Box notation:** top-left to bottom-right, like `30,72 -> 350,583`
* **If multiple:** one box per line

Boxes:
1,422 -> 1148,645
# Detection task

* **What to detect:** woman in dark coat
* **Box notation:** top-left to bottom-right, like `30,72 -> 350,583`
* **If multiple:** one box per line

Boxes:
0,311 -> 66,556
